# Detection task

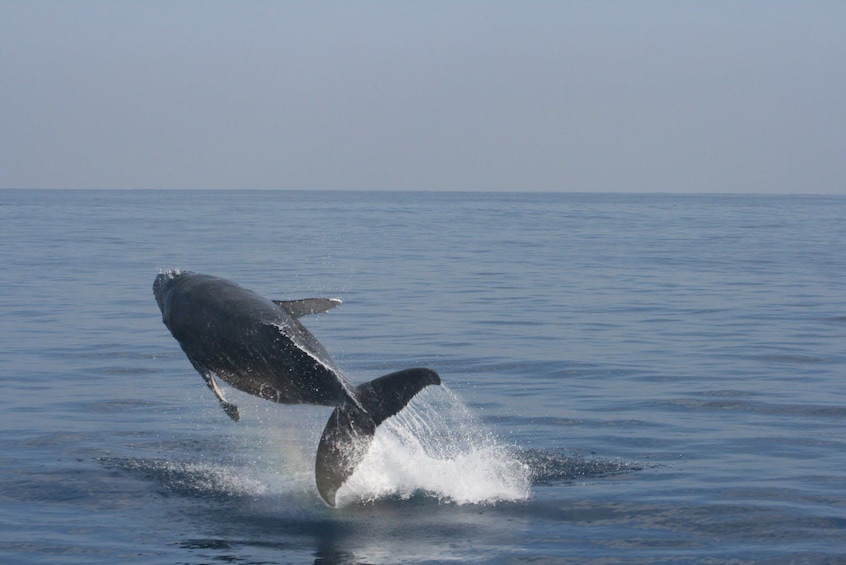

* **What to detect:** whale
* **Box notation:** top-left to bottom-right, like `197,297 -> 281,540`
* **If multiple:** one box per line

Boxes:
153,270 -> 441,506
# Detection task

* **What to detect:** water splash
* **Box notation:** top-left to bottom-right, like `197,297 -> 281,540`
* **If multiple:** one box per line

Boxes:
336,386 -> 532,506
518,449 -> 642,485
101,457 -> 274,499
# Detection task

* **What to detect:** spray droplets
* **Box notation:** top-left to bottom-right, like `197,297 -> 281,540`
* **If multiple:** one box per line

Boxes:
336,386 -> 532,506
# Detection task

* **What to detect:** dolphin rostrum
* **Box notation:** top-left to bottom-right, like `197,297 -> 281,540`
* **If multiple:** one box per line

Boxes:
153,270 -> 441,505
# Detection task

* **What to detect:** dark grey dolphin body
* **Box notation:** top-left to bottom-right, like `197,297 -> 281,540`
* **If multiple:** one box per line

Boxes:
153,270 -> 440,505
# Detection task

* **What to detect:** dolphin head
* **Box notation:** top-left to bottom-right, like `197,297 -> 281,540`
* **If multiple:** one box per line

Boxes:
153,269 -> 183,314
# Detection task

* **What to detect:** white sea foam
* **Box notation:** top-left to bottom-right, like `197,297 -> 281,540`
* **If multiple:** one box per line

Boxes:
336,386 -> 531,506
109,457 -> 274,498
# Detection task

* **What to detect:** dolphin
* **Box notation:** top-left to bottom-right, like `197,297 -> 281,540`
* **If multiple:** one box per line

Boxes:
153,270 -> 441,506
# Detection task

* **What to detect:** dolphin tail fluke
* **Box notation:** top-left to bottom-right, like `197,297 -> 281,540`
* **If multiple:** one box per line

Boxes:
315,368 -> 441,506
354,368 -> 441,426
314,400 -> 376,507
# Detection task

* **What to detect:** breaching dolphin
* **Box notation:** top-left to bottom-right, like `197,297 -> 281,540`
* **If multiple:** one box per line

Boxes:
153,270 -> 441,506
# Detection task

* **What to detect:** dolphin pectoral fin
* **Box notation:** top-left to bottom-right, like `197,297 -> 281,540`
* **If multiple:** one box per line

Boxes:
220,400 -> 240,422
202,372 -> 240,422
314,368 -> 442,506
273,298 -> 342,318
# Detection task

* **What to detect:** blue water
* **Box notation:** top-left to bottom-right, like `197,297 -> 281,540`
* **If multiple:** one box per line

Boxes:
2,190 -> 845,563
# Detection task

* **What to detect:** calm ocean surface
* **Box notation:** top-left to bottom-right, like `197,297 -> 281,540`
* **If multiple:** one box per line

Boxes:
2,190 -> 845,563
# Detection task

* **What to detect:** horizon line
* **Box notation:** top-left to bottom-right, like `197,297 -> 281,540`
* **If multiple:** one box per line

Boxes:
2,187 -> 844,197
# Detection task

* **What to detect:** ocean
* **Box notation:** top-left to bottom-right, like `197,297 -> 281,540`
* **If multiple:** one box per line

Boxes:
1,189 -> 845,563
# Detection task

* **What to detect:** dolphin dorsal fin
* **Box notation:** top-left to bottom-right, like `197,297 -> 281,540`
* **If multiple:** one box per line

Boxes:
273,298 -> 342,318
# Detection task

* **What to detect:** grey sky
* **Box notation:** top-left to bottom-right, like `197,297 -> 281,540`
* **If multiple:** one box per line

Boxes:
2,1 -> 844,193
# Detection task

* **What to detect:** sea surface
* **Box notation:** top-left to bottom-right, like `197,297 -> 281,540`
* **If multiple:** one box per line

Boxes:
2,189 -> 845,563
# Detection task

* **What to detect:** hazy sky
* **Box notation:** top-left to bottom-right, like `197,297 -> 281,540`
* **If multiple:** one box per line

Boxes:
2,1 -> 844,193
